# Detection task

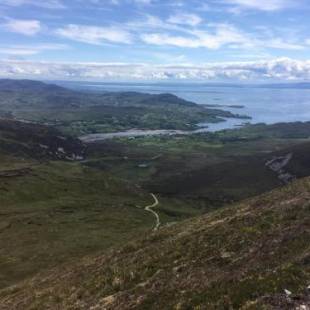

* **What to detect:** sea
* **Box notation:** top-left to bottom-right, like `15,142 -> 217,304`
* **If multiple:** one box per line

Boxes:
57,81 -> 310,131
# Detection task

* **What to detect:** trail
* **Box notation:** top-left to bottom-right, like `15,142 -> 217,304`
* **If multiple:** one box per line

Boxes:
145,193 -> 160,231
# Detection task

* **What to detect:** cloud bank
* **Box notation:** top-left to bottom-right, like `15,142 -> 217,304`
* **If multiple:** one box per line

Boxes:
1,58 -> 310,81
56,25 -> 133,45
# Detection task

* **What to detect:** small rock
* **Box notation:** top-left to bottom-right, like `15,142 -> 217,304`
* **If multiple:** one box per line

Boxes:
173,264 -> 186,273
39,144 -> 49,149
112,277 -> 122,287
57,147 -> 65,153
284,289 -> 292,296
138,163 -> 149,168
221,251 -> 232,259
100,294 -> 115,306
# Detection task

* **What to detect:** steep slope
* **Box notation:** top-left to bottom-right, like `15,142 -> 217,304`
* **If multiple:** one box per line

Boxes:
84,121 -> 310,212
0,118 -> 205,290
0,118 -> 84,161
0,118 -> 155,289
145,137 -> 310,206
274,140 -> 310,179
1,177 -> 309,309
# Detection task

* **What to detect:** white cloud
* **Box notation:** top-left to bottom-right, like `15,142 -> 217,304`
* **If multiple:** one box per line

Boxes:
56,24 -> 133,44
140,24 -> 254,49
88,0 -> 120,5
0,0 -> 65,9
139,19 -> 307,51
137,20 -> 248,49
125,14 -> 306,51
222,0 -> 299,11
168,13 -> 202,26
0,44 -> 69,56
89,0 -> 152,5
264,38 -> 304,50
1,58 -> 310,81
134,0 -> 153,4
4,19 -> 41,36
142,33 -> 198,48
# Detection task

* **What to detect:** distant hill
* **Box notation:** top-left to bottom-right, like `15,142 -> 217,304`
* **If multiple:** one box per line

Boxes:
1,176 -> 309,309
0,79 -> 68,93
0,79 -> 247,136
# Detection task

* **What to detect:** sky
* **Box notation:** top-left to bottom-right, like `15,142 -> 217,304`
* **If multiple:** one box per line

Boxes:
0,0 -> 310,81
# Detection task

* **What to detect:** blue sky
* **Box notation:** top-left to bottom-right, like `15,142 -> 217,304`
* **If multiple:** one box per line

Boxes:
0,0 -> 310,81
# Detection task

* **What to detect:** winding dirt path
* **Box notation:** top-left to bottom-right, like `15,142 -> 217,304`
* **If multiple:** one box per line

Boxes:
145,193 -> 160,231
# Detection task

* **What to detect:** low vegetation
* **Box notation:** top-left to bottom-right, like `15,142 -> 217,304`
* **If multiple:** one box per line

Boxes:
85,122 -> 310,208
1,176 -> 309,309
0,80 -> 309,309
0,118 -> 204,289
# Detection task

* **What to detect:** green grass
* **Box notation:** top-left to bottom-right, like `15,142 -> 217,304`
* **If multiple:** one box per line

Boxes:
0,161 -> 153,288
1,177 -> 309,309
85,131 -> 310,210
0,160 -> 206,289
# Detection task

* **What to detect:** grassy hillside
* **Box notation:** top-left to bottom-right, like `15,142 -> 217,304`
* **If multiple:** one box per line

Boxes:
0,119 -> 205,289
0,159 -> 206,289
0,176 -> 309,309
1,114 -> 309,296
85,122 -> 310,208
0,118 -> 84,161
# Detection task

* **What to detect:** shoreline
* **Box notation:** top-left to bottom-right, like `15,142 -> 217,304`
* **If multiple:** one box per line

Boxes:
79,118 -> 251,143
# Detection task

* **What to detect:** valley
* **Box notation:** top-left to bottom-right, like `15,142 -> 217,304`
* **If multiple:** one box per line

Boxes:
0,79 -> 309,309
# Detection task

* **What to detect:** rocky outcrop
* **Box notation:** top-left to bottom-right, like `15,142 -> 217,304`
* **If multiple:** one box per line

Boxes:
265,153 -> 296,184
0,118 -> 85,161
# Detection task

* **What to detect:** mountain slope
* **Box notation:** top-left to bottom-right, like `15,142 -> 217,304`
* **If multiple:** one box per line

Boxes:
0,118 -> 205,290
1,177 -> 309,309
0,118 -> 84,161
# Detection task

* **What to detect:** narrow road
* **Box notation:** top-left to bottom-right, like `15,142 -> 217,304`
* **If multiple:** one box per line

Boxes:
145,193 -> 160,231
